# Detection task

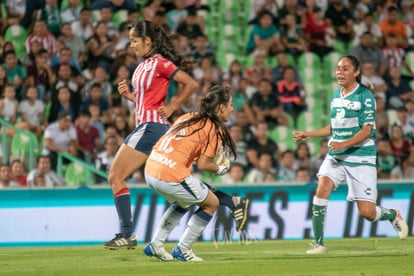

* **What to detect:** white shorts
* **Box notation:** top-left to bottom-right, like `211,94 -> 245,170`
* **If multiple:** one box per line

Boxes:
144,174 -> 209,209
317,156 -> 377,203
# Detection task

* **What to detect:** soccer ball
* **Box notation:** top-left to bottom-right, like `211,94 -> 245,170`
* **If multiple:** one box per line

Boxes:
214,147 -> 230,168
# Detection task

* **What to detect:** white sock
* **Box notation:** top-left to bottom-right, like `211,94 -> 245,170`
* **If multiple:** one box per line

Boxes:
178,209 -> 212,250
152,204 -> 187,248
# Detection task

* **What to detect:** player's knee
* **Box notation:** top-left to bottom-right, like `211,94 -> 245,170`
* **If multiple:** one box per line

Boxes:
108,170 -> 122,187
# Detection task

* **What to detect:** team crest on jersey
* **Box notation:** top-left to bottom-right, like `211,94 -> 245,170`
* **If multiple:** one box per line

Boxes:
164,61 -> 172,68
144,63 -> 152,71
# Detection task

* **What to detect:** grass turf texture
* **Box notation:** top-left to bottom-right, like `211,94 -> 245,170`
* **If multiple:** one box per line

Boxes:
1,238 -> 413,275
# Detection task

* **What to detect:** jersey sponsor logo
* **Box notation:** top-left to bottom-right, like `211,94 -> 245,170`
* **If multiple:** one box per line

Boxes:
334,130 -> 353,136
365,98 -> 373,108
149,151 -> 177,168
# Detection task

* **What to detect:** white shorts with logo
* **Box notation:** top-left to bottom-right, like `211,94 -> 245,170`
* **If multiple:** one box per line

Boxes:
317,156 -> 377,203
144,174 -> 209,209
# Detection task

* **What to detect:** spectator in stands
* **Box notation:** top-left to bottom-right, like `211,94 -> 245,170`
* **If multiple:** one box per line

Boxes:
0,66 -> 6,93
24,40 -> 42,67
114,22 -> 130,56
276,150 -> 297,182
248,78 -> 286,127
280,14 -> 307,59
394,106 -> 414,141
222,60 -> 245,91
71,7 -> 94,42
2,50 -> 27,100
294,142 -> 312,172
278,0 -> 306,29
271,52 -> 302,84
151,10 -> 169,31
310,139 -> 328,178
246,121 -> 279,169
246,10 -> 284,55
60,0 -> 82,24
385,66 -> 414,110
324,0 -> 354,50
390,150 -> 414,179
219,163 -> 246,185
234,110 -> 255,143
353,12 -> 382,47
76,110 -> 100,163
0,84 -> 18,125
58,23 -> 86,67
377,138 -> 397,179
404,99 -> 414,128
90,0 -> 137,12
382,33 -> 414,78
18,86 -> 46,136
304,6 -> 335,59
86,21 -> 115,70
104,123 -> 124,146
231,78 -> 248,112
81,83 -> 111,124
276,65 -> 306,121
142,0 -> 163,22
389,124 -> 411,159
247,152 -> 276,183
361,61 -> 387,100
248,0 -> 279,25
88,104 -> 105,143
246,50 -> 269,78
192,56 -> 221,84
84,66 -> 113,105
380,5 -> 409,49
375,96 -> 390,140
114,113 -> 130,138
166,0 -> 188,32
26,19 -> 57,57
38,0 -> 61,37
43,111 -> 78,170
176,9 -> 204,43
0,164 -> 20,188
97,5 -> 118,39
190,34 -> 216,69
296,166 -> 312,183
51,47 -> 83,84
110,63 -> 131,113
27,49 -> 55,101
229,124 -> 249,168
95,135 -> 119,184
5,0 -> 26,24
49,86 -> 77,123
10,159 -> 27,187
350,32 -> 387,77
27,155 -> 66,187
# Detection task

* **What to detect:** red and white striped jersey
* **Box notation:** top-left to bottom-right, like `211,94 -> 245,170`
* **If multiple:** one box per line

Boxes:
25,34 -> 57,56
382,47 -> 405,68
131,54 -> 179,126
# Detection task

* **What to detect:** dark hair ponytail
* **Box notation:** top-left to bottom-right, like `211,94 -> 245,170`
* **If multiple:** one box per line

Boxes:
129,21 -> 191,73
171,85 -> 237,159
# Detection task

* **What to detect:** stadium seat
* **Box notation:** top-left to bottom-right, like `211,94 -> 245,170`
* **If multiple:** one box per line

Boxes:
65,162 -> 89,186
112,9 -> 128,29
267,125 -> 296,152
4,24 -> 28,60
296,111 -> 324,132
322,51 -> 341,81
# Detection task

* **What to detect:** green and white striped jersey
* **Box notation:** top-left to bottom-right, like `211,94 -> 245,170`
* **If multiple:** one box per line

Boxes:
328,84 -> 376,166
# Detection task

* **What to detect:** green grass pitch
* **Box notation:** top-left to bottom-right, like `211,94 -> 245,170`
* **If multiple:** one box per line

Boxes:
1,238 -> 413,275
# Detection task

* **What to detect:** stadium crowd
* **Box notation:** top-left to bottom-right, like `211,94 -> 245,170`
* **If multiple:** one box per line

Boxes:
1,0 -> 414,188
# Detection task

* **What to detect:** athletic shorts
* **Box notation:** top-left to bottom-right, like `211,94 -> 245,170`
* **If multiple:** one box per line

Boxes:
144,174 -> 209,209
317,156 -> 377,203
124,122 -> 169,154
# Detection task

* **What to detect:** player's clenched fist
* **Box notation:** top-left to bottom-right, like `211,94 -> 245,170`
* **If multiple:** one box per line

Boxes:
118,79 -> 129,97
293,131 -> 309,142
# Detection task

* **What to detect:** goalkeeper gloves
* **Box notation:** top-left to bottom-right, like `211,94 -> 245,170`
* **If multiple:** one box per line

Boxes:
217,165 -> 230,175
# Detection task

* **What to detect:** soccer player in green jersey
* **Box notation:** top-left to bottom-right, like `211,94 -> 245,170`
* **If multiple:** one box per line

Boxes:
293,55 -> 409,254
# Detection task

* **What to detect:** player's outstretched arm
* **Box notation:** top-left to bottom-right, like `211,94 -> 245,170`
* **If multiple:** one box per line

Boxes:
293,125 -> 332,142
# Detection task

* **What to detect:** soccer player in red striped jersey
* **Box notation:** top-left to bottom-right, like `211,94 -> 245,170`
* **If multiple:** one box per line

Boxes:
103,21 -> 198,249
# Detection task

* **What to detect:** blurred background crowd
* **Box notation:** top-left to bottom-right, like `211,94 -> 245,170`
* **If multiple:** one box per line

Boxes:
1,0 -> 414,188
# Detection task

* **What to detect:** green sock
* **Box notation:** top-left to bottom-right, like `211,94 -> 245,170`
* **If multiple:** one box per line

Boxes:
378,207 -> 396,221
312,204 -> 327,246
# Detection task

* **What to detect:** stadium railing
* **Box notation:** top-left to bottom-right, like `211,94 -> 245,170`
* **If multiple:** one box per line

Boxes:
56,151 -> 108,186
